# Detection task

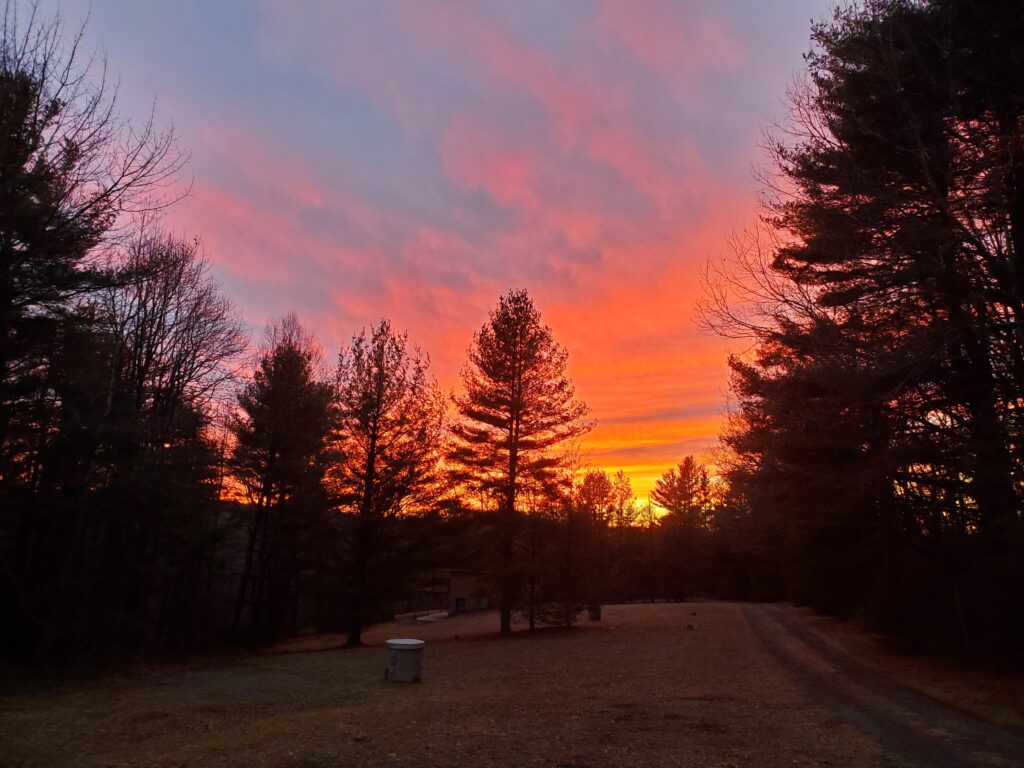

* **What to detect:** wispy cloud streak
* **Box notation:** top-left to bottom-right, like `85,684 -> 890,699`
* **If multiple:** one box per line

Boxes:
49,0 -> 832,496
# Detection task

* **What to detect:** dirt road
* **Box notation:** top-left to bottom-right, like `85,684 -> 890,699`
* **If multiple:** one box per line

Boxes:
743,603 -> 1024,767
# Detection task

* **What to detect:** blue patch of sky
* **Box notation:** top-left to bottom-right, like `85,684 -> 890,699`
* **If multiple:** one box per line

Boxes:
477,0 -> 599,67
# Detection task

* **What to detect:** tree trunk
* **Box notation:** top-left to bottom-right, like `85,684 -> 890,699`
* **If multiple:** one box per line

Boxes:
232,499 -> 265,635
528,513 -> 536,632
500,513 -> 513,635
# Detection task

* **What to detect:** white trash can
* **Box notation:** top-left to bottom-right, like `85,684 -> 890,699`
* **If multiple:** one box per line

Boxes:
385,638 -> 424,683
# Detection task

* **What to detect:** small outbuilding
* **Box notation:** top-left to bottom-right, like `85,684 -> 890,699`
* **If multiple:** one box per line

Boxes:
398,568 -> 491,616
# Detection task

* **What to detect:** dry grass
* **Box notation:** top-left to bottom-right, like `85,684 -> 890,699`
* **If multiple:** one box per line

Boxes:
0,603 -> 883,767
6,603 -> 1018,767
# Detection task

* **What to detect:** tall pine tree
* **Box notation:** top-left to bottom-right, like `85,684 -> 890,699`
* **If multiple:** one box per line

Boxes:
449,290 -> 591,634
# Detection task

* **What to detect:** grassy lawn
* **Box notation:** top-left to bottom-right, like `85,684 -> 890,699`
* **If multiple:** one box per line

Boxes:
0,603 -> 896,767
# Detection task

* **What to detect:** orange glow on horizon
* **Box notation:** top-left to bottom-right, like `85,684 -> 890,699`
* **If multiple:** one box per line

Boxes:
144,1 -> 820,503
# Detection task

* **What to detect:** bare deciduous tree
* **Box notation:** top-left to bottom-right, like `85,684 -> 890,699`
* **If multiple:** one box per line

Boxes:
330,319 -> 445,646
0,0 -> 186,480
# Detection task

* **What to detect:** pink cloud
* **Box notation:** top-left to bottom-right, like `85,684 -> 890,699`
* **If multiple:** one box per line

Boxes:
596,0 -> 744,80
170,2 -> 783,498
442,117 -> 540,210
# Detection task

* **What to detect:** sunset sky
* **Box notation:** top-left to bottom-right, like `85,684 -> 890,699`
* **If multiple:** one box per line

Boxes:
50,1 -> 832,499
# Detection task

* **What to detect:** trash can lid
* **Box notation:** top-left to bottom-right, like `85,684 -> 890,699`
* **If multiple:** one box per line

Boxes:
386,638 -> 425,649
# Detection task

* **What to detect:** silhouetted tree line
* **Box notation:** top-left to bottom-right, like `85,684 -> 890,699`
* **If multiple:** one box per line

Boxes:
0,6 -> 724,666
9,0 -> 1021,669
703,0 -> 1024,664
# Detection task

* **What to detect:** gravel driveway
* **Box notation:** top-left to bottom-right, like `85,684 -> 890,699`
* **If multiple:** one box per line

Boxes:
743,603 -> 1024,767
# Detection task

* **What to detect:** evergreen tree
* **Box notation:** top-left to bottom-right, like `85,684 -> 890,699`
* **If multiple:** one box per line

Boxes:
708,0 -> 1024,659
0,4 -> 182,484
231,315 -> 334,643
650,456 -> 713,600
449,289 -> 591,634
0,4 -> 186,663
